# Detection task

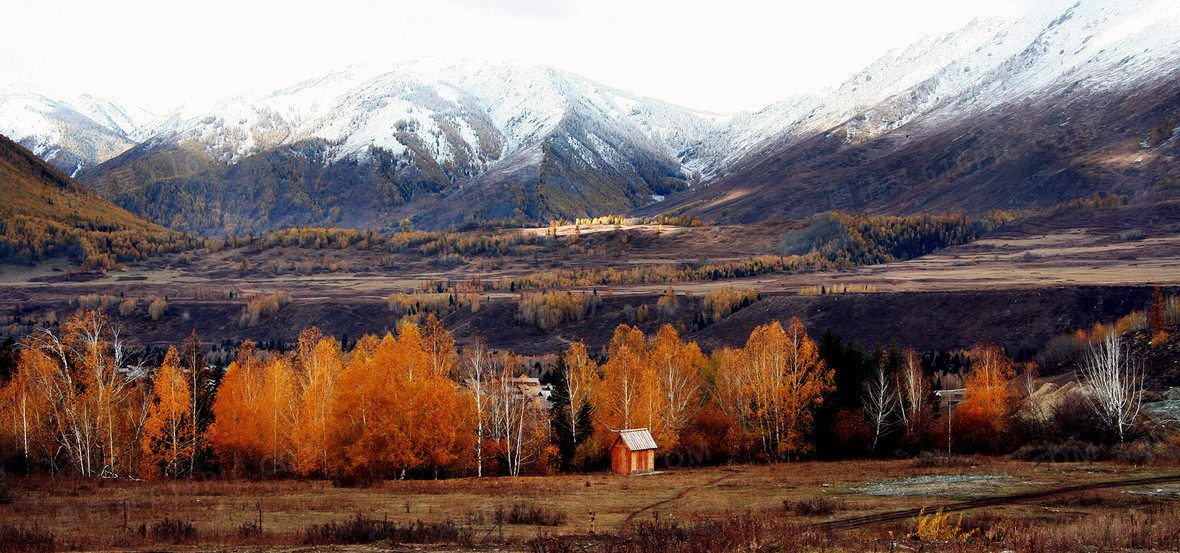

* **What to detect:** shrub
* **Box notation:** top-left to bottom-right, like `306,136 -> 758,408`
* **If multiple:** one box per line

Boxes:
911,451 -> 979,468
147,298 -> 168,321
0,525 -> 55,553
236,521 -> 262,539
239,291 -> 292,327
76,294 -> 118,310
303,515 -> 472,545
495,503 -> 568,526
799,283 -> 877,295
656,287 -> 679,317
702,287 -> 758,323
783,497 -> 844,516
907,508 -> 977,542
118,298 -> 137,317
149,518 -> 197,543
517,291 -> 596,331
529,515 -> 768,553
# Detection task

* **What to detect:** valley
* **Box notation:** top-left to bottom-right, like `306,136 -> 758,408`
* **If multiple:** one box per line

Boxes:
3,1 -> 1180,552
3,197 -> 1178,358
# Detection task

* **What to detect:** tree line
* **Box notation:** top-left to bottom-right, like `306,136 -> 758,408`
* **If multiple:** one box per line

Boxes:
0,304 -> 1158,480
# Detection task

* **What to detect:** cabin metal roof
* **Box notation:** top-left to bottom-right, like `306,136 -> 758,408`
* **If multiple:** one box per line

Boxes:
614,428 -> 658,451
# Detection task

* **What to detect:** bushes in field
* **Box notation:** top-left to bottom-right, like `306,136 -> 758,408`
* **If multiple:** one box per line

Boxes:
799,283 -> 877,295
75,294 -> 120,310
386,292 -> 480,318
0,524 -> 55,553
495,503 -> 567,526
517,291 -> 598,331
149,518 -> 197,543
148,298 -> 168,321
303,515 -> 472,545
702,287 -> 758,323
655,287 -> 680,317
1056,193 -> 1128,211
239,291 -> 292,327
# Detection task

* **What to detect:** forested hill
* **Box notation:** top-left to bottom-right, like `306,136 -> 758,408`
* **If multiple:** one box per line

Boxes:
0,134 -> 198,267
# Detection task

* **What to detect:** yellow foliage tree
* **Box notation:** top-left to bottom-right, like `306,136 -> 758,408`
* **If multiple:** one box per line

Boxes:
292,336 -> 343,477
716,318 -> 832,460
140,347 -> 193,478
596,325 -> 658,435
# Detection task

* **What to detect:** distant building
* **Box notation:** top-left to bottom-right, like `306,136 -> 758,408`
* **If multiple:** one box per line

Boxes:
509,375 -> 553,409
610,428 -> 658,475
935,388 -> 966,411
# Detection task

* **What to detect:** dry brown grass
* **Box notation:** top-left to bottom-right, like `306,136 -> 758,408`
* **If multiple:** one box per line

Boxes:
1,459 -> 1177,552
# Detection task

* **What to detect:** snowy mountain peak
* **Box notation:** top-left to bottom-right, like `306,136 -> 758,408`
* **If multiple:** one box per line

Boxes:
0,88 -> 154,175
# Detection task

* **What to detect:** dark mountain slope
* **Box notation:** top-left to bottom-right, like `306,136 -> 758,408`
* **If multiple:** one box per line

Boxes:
647,74 -> 1180,223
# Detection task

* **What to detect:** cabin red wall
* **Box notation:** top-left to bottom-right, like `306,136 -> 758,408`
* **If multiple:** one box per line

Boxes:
611,443 -> 630,474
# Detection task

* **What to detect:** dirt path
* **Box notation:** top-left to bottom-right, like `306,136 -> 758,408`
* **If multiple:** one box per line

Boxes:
817,473 -> 1180,531
620,469 -> 742,531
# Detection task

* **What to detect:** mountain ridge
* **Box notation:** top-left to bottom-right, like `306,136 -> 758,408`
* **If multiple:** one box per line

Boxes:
7,0 -> 1180,235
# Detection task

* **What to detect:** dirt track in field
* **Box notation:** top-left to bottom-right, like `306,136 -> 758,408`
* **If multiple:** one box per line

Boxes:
816,473 -> 1180,531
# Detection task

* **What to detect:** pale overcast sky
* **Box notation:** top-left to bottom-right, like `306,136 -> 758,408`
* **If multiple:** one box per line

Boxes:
1,0 -> 1062,115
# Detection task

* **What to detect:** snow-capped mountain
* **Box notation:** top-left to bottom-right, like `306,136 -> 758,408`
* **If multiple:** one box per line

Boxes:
694,0 -> 1180,177
0,89 -> 154,176
10,0 -> 1180,234
81,59 -> 726,234
653,0 -> 1180,222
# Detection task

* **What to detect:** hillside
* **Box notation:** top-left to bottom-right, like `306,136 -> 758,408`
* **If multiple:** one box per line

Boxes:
0,133 -> 195,266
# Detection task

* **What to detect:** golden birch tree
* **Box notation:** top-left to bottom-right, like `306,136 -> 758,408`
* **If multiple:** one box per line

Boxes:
140,347 -> 193,478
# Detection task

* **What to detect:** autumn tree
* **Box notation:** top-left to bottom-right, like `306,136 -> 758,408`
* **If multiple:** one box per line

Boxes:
422,314 -> 457,378
292,335 -> 342,476
954,341 -> 1017,453
330,325 -> 472,482
1150,285 -> 1168,344
462,336 -> 490,477
487,353 -> 548,476
862,358 -> 895,455
6,311 -> 143,476
649,325 -> 705,450
717,318 -> 833,461
180,331 -> 214,475
140,347 -> 193,478
207,341 -> 288,475
596,325 -> 663,445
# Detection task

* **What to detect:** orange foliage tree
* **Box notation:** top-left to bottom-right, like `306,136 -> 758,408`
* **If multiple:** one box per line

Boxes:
207,341 -> 296,475
953,341 -> 1018,453
329,325 -> 473,482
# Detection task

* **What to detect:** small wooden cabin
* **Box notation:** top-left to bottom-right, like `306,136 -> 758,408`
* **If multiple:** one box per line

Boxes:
610,428 -> 658,475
